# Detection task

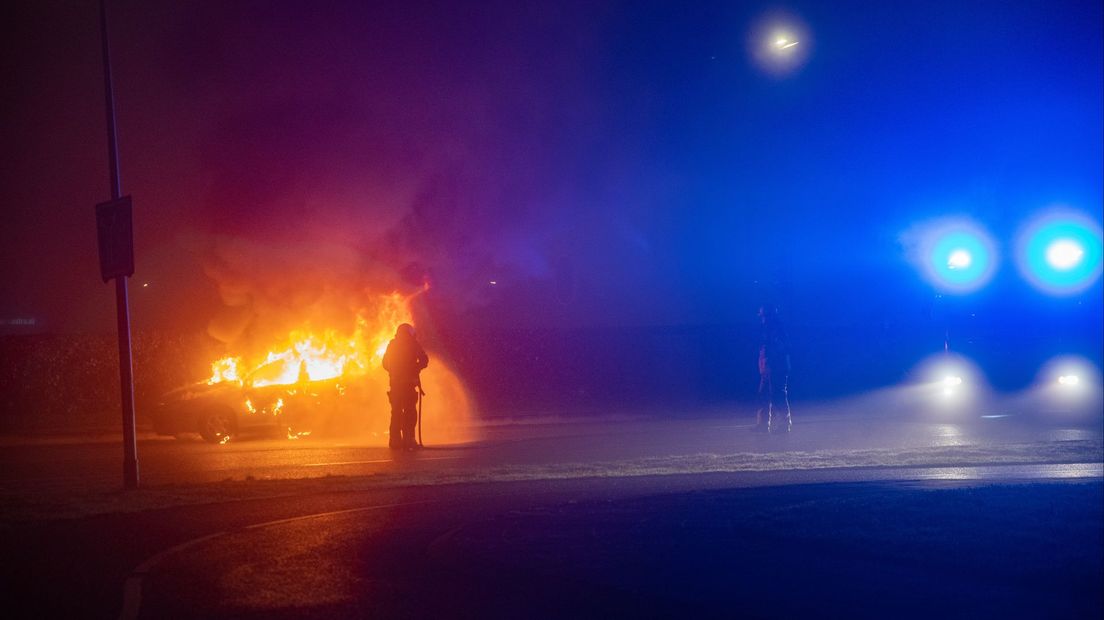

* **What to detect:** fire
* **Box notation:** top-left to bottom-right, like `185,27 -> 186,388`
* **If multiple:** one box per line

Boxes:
208,357 -> 242,385
287,427 -> 311,440
207,292 -> 411,388
200,287 -> 475,446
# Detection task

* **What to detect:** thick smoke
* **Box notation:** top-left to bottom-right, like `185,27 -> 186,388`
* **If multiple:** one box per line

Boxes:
169,1 -> 614,334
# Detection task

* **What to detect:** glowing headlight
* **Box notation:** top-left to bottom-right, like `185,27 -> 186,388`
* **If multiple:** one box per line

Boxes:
941,376 -> 963,397
1058,375 -> 1080,386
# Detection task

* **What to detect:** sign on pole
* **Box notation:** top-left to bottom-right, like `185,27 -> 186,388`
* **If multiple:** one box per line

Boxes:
95,195 -> 134,282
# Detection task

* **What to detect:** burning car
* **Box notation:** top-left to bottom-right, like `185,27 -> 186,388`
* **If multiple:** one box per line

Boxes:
149,290 -> 471,444
151,374 -> 344,443
151,316 -> 388,443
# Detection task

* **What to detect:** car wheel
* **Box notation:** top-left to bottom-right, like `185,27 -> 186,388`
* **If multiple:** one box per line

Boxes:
198,407 -> 236,444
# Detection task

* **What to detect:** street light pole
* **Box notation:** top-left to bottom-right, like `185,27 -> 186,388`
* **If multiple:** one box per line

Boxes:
100,0 -> 139,490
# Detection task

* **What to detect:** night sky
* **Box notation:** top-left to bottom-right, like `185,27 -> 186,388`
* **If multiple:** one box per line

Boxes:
2,0 -> 1101,337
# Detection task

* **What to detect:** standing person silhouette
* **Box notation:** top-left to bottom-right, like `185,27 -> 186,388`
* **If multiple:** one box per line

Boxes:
754,304 -> 792,433
382,323 -> 429,450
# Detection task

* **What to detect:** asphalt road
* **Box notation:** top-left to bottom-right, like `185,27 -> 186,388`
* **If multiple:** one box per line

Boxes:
136,478 -> 1103,619
1,410 -> 1101,618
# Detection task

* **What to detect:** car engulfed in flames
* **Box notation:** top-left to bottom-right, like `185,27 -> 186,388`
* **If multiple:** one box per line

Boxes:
152,291 -> 441,444
152,378 -> 339,443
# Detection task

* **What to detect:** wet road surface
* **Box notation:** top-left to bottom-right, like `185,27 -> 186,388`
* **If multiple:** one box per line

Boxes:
1,410 -> 1099,500
0,410 -> 1100,618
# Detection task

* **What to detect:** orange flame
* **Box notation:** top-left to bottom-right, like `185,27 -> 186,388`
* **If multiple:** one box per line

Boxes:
207,292 -> 411,388
207,357 -> 243,385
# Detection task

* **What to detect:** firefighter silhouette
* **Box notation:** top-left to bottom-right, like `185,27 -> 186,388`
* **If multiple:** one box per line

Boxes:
382,323 -> 428,450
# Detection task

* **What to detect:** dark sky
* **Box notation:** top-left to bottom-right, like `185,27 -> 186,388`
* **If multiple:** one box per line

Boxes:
2,0 -> 1101,336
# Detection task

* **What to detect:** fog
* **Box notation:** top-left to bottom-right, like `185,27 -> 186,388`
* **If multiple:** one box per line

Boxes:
1,0 -> 1100,426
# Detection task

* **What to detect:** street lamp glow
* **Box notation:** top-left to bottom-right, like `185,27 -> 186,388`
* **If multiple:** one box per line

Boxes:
1045,239 -> 1084,270
749,11 -> 811,76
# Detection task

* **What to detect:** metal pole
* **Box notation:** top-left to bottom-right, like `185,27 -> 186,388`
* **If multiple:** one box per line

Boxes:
101,0 -> 139,489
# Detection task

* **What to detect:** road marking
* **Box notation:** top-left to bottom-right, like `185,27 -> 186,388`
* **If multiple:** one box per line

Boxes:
302,456 -> 462,467
425,524 -> 465,554
240,501 -> 430,529
118,500 -> 435,620
119,532 -> 226,620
